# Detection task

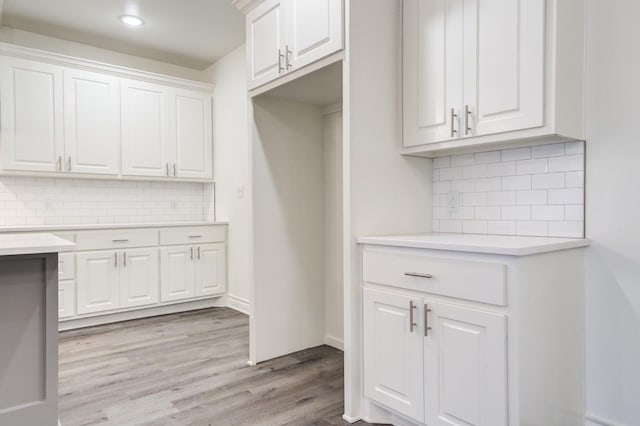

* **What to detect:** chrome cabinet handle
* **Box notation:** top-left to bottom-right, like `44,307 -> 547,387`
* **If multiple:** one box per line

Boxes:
409,301 -> 417,332
173,163 -> 177,176
67,156 -> 72,171
278,49 -> 284,74
190,246 -> 194,260
197,246 -> 201,260
166,163 -> 170,176
450,108 -> 458,138
424,304 -> 432,336
465,105 -> 472,135
112,239 -> 129,243
114,252 -> 118,267
188,235 -> 203,239
286,45 -> 292,70
123,252 -> 127,267
405,272 -> 433,279
57,156 -> 62,171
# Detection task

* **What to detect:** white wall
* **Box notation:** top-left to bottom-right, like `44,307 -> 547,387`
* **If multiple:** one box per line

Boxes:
203,45 -> 251,312
343,0 -> 432,419
324,109 -> 344,349
0,27 -> 206,81
585,1 -> 640,424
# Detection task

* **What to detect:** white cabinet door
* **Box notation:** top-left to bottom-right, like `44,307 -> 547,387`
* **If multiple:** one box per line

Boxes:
194,243 -> 226,297
462,0 -> 544,138
363,288 -> 424,423
120,248 -> 159,308
403,0 -> 463,147
172,89 -> 213,179
0,57 -> 64,172
121,79 -> 171,177
64,69 -> 120,175
287,0 -> 342,71
160,246 -> 195,301
424,301 -> 507,426
247,0 -> 287,89
58,280 -> 76,319
77,250 -> 120,314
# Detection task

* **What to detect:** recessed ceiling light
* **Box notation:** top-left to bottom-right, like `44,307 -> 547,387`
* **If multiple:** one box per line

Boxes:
119,15 -> 145,27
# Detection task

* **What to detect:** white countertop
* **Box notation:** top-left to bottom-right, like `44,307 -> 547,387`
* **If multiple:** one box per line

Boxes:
0,233 -> 76,256
357,233 -> 590,256
0,221 -> 228,233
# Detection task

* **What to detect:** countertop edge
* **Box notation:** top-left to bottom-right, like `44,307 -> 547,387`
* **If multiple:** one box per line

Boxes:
356,236 -> 591,256
0,221 -> 229,233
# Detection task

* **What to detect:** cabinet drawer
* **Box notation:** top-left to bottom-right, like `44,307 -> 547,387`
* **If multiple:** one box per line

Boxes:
75,229 -> 158,251
362,248 -> 507,306
160,226 -> 226,246
59,252 -> 75,281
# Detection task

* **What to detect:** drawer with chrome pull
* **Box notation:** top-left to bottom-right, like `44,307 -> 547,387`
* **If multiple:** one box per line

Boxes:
159,226 -> 226,246
75,229 -> 158,251
362,246 -> 507,306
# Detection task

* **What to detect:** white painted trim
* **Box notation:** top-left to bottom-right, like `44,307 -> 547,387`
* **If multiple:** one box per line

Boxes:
226,294 -> 251,315
232,0 -> 264,13
322,102 -> 343,116
324,334 -> 344,351
585,413 -> 626,426
246,360 -> 257,367
59,298 -> 221,331
342,414 -> 361,423
0,43 -> 214,91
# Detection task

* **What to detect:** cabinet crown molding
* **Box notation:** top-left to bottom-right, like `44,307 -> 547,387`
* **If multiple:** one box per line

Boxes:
0,42 -> 215,92
232,0 -> 264,13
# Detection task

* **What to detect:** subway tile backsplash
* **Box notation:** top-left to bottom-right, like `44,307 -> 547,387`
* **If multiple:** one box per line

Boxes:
432,141 -> 585,238
0,177 -> 207,227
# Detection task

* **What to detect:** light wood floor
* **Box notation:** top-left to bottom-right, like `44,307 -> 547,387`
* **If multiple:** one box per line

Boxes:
59,308 -> 375,426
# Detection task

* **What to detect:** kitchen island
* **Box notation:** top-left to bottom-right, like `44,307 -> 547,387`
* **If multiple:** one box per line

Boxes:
0,233 -> 75,426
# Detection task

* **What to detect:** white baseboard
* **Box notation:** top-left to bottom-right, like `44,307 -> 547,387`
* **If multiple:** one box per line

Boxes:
586,413 -> 626,426
226,294 -> 250,315
324,334 -> 344,351
342,414 -> 361,423
59,298 -> 220,331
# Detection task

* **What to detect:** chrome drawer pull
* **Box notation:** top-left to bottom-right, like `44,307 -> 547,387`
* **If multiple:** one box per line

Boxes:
409,301 -> 417,332
112,239 -> 129,243
424,304 -> 432,336
405,272 -> 433,279
188,235 -> 203,238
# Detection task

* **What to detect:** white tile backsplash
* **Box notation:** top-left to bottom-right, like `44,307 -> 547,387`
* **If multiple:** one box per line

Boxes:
0,177 -> 208,227
432,142 -> 585,238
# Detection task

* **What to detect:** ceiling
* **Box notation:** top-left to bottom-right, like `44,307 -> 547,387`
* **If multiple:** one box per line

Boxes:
0,0 -> 246,70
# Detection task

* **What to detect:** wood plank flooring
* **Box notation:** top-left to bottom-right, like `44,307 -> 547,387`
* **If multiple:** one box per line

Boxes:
59,308 -> 376,426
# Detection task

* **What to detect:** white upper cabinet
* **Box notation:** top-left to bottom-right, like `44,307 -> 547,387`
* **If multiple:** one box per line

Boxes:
403,0 -> 585,155
64,69 -> 120,175
172,89 -> 213,180
0,57 -> 64,172
121,79 -> 171,178
247,0 -> 287,89
241,0 -> 343,90
287,0 -> 343,71
0,45 -> 214,181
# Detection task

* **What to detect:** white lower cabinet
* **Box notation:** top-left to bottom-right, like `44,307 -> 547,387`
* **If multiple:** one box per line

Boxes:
120,247 -> 160,308
58,280 -> 76,319
363,289 -> 506,425
424,301 -> 507,426
160,245 -> 196,301
77,250 -> 120,314
161,243 -> 226,302
363,288 -> 424,423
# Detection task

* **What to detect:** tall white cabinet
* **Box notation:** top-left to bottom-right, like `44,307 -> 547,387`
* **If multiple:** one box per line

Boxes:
402,0 -> 586,154
359,235 -> 588,426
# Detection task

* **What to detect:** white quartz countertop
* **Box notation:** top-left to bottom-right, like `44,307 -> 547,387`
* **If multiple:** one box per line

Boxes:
357,233 -> 590,256
0,233 -> 76,256
0,221 -> 228,233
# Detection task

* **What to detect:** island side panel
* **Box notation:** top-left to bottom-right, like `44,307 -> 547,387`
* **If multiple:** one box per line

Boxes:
0,253 -> 58,426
